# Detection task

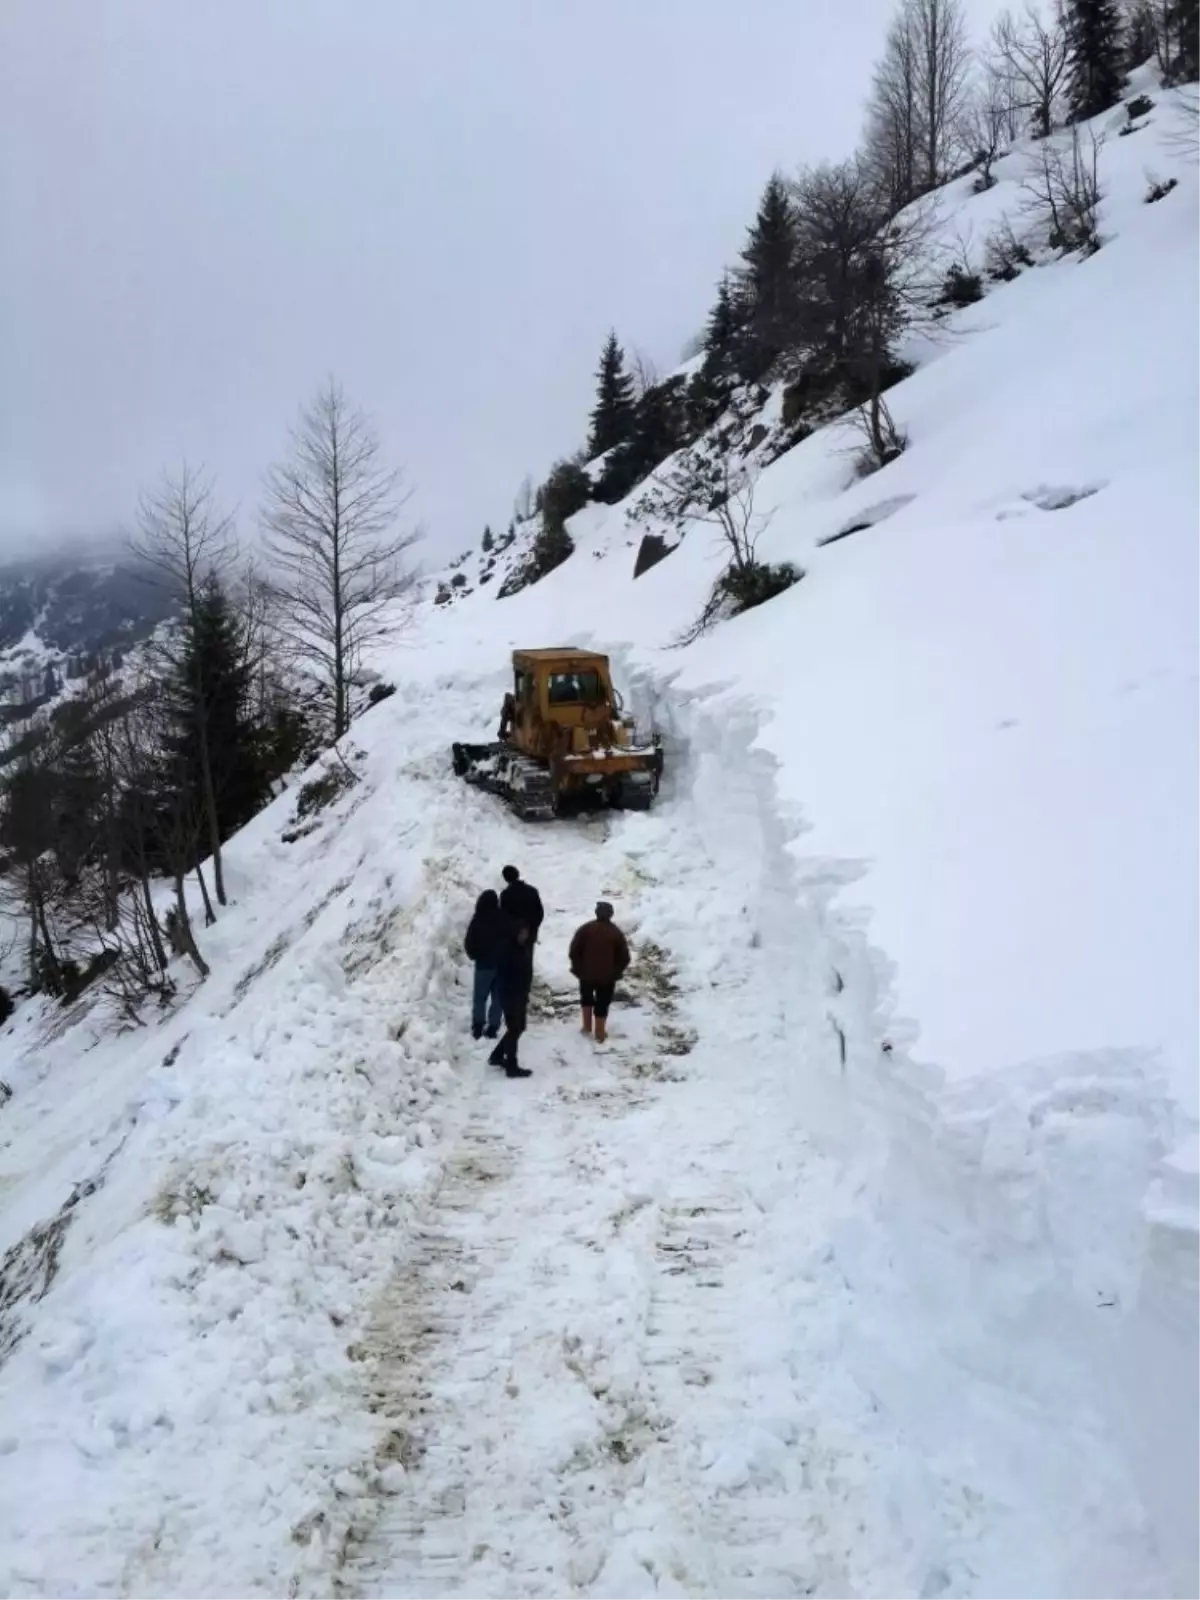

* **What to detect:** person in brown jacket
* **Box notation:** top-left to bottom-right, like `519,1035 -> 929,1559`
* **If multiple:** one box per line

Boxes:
568,900 -> 630,1044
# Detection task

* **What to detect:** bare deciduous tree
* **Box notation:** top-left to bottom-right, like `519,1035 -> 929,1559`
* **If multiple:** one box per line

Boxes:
263,379 -> 418,741
789,157 -> 938,465
636,442 -> 797,639
983,210 -> 1037,277
960,65 -> 1020,187
990,1 -> 1070,139
512,474 -> 536,522
914,0 -> 974,189
848,392 -> 909,475
631,348 -> 660,399
1141,0 -> 1184,78
866,0 -> 973,205
1020,124 -> 1105,252
866,6 -> 922,208
130,464 -> 234,906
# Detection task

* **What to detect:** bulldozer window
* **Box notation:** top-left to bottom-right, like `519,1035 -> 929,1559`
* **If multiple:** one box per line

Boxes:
548,671 -> 603,705
515,669 -> 533,702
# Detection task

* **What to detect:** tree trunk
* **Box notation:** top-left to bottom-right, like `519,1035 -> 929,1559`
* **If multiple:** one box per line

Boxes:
172,875 -> 210,979
27,875 -> 38,990
195,859 -> 216,927
331,427 -> 346,739
196,728 -> 226,906
926,5 -> 941,191
140,874 -> 169,974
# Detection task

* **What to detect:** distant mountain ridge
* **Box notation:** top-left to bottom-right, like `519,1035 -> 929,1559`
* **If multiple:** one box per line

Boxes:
0,548 -> 176,700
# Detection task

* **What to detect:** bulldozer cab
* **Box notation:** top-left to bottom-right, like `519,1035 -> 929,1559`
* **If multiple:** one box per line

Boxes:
507,649 -> 620,755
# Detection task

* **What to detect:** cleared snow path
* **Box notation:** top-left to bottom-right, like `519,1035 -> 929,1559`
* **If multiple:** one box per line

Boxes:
0,669 -> 1179,1597
336,798 -> 920,1600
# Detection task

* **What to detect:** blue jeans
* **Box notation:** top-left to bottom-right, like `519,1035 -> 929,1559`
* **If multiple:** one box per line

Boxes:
472,965 -> 504,1032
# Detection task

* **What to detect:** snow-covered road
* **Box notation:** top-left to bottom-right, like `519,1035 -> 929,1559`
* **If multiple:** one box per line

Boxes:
336,796 -> 909,1599
0,662 -> 1190,1598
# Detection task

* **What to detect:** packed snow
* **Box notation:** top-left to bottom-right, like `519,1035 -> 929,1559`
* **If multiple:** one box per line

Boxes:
0,79 -> 1196,1600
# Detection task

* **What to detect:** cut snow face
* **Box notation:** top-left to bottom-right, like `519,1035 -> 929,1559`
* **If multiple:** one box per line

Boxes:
992,481 -> 1108,517
818,493 -> 918,545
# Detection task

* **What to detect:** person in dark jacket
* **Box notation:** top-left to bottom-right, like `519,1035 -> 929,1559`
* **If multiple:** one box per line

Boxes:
568,900 -> 630,1044
488,923 -> 534,1078
463,889 -> 510,1040
499,865 -> 544,953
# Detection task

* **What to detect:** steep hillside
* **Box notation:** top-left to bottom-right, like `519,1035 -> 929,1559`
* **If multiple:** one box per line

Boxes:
432,77 -> 1200,1124
0,74 -> 1195,1600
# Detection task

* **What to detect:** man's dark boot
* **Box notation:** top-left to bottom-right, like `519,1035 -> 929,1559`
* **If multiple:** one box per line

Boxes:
472,1021 -> 483,1041
484,1025 -> 499,1039
505,1063 -> 532,1079
488,1044 -> 505,1068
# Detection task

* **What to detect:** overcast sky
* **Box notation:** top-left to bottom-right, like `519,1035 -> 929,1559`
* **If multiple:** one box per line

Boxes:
3,0 -> 985,561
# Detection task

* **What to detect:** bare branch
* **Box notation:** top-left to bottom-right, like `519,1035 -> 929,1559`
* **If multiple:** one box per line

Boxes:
989,1 -> 1069,140
864,0 -> 973,206
959,63 -> 1019,189
262,378 -> 420,740
1020,124 -> 1105,254
630,348 -> 660,399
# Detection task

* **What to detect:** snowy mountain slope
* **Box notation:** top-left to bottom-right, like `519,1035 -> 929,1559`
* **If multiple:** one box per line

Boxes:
395,83 -> 1199,1584
0,77 -> 1195,1600
436,84 -> 1200,1120
0,662 -> 1184,1598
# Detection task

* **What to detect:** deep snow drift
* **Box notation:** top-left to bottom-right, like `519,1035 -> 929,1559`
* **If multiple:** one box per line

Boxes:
0,78 -> 1196,1600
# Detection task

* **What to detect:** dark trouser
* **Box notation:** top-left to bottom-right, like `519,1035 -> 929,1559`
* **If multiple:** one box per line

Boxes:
580,980 -> 616,1019
472,965 -> 503,1032
493,999 -> 528,1068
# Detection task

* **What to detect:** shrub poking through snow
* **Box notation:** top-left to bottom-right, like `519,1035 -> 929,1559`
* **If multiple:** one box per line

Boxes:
1145,173 -> 1179,202
984,216 -> 1036,280
851,394 -> 908,476
940,263 -> 985,306
660,453 -> 804,640
1126,93 -> 1155,120
1021,125 -> 1105,255
367,682 -> 396,706
0,986 -> 13,1026
717,560 -> 803,614
295,764 -> 356,822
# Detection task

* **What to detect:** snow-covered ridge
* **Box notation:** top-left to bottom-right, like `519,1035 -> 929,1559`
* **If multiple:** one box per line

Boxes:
0,71 -> 1195,1599
0,552 -> 174,704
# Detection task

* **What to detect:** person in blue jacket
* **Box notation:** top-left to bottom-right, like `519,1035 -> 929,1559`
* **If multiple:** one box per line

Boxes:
463,889 -> 509,1040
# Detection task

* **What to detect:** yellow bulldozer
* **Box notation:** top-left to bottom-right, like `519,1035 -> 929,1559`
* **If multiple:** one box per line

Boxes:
451,648 -> 664,820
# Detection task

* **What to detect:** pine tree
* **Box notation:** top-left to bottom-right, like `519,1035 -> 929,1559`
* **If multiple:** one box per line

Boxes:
1169,0 -> 1198,77
701,275 -> 747,386
633,380 -> 685,470
1064,0 -> 1125,120
587,332 -> 636,458
163,577 -> 267,853
1124,1 -> 1155,67
51,704 -> 102,883
481,524 -> 494,552
737,174 -> 800,377
597,377 -> 687,503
